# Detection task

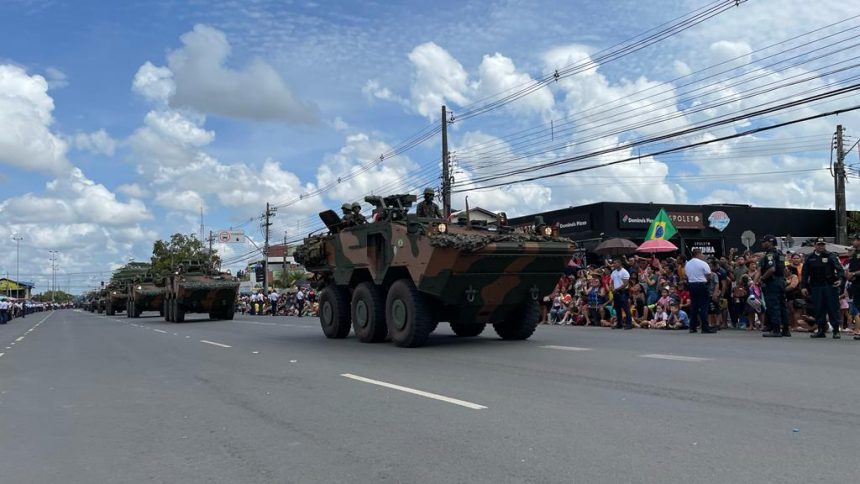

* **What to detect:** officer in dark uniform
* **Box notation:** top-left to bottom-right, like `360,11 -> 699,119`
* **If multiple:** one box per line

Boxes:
846,234 -> 860,340
759,234 -> 789,338
800,237 -> 844,339
416,188 -> 443,218
351,202 -> 367,225
340,202 -> 355,227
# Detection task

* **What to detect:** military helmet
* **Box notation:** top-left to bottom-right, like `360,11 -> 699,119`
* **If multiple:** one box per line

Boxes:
761,234 -> 777,244
423,187 -> 435,196
341,202 -> 351,211
351,202 -> 361,210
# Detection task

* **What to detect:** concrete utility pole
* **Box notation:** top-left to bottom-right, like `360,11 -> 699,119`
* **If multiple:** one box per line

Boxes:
282,230 -> 288,287
12,233 -> 22,297
834,125 -> 848,245
441,105 -> 451,218
262,203 -> 275,294
48,250 -> 59,303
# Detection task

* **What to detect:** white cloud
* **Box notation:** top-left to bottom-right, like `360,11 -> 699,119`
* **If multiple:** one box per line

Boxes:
474,53 -> 554,117
70,129 -> 117,156
0,64 -> 70,174
144,110 -> 214,147
672,60 -> 692,77
708,40 -> 753,67
154,189 -> 205,212
163,24 -> 318,123
407,42 -> 471,118
362,79 -> 409,107
116,183 -> 150,198
44,67 -> 68,89
132,61 -> 175,104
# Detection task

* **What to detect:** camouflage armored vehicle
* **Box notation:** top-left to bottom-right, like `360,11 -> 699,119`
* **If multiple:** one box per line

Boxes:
162,259 -> 239,323
127,272 -> 165,318
105,282 -> 128,316
294,194 -> 576,348
96,290 -> 107,313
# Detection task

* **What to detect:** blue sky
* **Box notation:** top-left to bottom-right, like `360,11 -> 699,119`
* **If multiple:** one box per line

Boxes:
1,0 -> 859,292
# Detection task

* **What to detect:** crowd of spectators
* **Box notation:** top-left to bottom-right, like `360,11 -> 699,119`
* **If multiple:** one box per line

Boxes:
237,287 -> 318,317
0,298 -> 69,324
540,248 -> 859,336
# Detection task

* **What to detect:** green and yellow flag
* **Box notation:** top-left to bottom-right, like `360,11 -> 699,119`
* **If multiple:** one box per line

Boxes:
645,208 -> 677,240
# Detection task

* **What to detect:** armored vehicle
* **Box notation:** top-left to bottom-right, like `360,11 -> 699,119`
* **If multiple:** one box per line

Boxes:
162,259 -> 239,323
127,272 -> 165,318
294,194 -> 576,348
96,291 -> 107,313
105,283 -> 128,316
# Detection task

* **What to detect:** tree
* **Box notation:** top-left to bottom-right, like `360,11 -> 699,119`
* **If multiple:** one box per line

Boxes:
278,269 -> 306,290
150,234 -> 219,275
848,211 -> 860,236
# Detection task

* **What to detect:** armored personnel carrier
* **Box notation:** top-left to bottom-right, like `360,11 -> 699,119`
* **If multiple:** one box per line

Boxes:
105,282 -> 128,316
162,259 -> 239,323
294,194 -> 576,348
127,272 -> 165,318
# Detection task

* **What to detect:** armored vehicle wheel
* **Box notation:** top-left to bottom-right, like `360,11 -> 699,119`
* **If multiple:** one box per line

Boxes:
319,285 -> 351,338
386,279 -> 432,348
450,322 -> 486,337
221,302 -> 235,320
126,302 -> 133,318
164,299 -> 172,322
106,304 -> 114,316
351,282 -> 387,343
493,299 -> 540,340
174,301 -> 185,323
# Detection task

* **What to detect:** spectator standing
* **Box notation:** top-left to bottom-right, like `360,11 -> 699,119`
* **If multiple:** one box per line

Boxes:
610,258 -> 633,330
759,235 -> 790,338
268,290 -> 279,316
295,288 -> 306,317
801,237 -> 844,339
845,234 -> 860,340
0,298 -> 9,324
685,248 -> 717,334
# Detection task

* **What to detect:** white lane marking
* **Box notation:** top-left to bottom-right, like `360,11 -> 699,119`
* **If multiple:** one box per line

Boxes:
341,373 -> 487,410
153,329 -> 168,334
15,337 -> 24,342
540,345 -> 591,352
200,340 -> 231,348
0,353 -> 4,358
252,351 -> 260,354
232,320 -> 316,329
639,354 -> 713,362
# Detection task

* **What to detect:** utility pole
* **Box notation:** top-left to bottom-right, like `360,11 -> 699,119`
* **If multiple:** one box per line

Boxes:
13,233 -> 22,297
208,230 -> 213,257
262,203 -> 275,294
199,205 -> 205,243
282,230 -> 288,288
48,250 -> 58,303
834,125 -> 848,245
441,105 -> 451,217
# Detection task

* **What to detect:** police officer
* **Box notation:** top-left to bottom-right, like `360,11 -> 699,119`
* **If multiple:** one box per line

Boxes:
351,202 -> 367,225
759,234 -> 789,338
416,188 -> 443,218
340,202 -> 355,227
800,237 -> 844,339
845,234 -> 860,341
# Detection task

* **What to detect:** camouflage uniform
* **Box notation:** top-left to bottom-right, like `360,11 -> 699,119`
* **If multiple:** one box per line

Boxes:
351,202 -> 367,225
341,203 -> 355,227
416,188 -> 442,218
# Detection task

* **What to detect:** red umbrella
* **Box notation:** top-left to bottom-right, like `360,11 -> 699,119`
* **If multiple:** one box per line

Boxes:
637,239 -> 678,253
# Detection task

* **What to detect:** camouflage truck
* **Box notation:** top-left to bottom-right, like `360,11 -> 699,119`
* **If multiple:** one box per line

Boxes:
294,194 -> 576,348
105,282 -> 128,316
127,272 -> 165,318
162,259 -> 239,323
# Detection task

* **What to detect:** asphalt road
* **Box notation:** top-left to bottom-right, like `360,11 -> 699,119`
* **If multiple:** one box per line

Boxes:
1,309 -> 858,484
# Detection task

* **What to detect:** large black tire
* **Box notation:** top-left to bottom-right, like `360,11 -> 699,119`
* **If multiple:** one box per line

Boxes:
174,300 -> 185,323
386,279 -> 433,348
164,298 -> 172,322
451,322 -> 486,337
319,286 -> 351,339
493,299 -> 540,340
126,302 -> 133,318
351,282 -> 388,343
106,303 -> 114,316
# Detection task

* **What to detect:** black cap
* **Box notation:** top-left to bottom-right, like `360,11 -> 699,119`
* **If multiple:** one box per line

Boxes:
761,234 -> 777,244
814,237 -> 826,244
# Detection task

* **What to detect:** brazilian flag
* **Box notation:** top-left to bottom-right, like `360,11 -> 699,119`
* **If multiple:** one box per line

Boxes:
645,208 -> 677,240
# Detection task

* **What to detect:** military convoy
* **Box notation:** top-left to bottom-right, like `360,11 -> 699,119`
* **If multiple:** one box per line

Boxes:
161,259 -> 239,323
105,283 -> 128,316
295,193 -> 576,348
127,272 -> 164,318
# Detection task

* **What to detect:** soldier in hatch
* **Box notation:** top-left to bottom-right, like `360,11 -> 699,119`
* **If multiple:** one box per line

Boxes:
341,202 -> 355,227
351,202 -> 367,225
416,187 -> 443,218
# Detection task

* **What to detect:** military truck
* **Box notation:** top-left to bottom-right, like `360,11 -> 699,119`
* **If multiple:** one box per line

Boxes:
127,272 -> 165,318
294,194 -> 576,348
162,259 -> 239,323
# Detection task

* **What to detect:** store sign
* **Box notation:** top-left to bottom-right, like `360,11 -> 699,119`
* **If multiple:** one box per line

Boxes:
685,239 -> 723,258
555,214 -> 591,234
618,210 -> 703,230
708,211 -> 731,232
669,212 -> 704,229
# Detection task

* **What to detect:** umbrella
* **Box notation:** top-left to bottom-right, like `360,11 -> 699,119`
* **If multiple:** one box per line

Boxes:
787,243 -> 851,256
593,238 -> 639,256
637,239 -> 678,253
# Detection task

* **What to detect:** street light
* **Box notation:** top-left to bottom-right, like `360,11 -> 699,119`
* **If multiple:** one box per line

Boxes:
12,233 -> 22,298
48,250 -> 59,304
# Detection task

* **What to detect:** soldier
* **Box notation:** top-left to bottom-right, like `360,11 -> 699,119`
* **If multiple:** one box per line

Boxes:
340,202 -> 355,227
759,234 -> 790,338
351,202 -> 367,225
845,234 -> 860,340
416,188 -> 442,218
801,237 -> 844,339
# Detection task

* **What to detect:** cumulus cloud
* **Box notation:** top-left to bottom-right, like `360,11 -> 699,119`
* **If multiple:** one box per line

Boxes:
407,42 -> 471,118
161,24 -> 318,123
362,79 -> 409,107
116,183 -> 150,198
70,129 -> 117,156
0,64 -> 70,174
474,53 -> 554,117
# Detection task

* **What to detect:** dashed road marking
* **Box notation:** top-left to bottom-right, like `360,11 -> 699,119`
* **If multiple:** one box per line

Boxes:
14,337 -> 24,342
639,354 -> 712,362
153,329 -> 168,334
540,345 -> 592,352
0,353 -> 4,358
341,373 -> 487,410
200,340 -> 231,348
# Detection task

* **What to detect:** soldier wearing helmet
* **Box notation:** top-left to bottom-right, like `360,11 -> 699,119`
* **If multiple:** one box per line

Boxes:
416,187 -> 442,218
351,202 -> 367,225
341,202 -> 355,227
759,234 -> 789,338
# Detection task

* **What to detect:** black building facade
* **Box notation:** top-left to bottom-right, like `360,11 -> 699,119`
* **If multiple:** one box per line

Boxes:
510,202 -> 836,258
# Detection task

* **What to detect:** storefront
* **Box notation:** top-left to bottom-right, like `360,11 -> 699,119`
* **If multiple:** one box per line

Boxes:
511,202 -> 836,257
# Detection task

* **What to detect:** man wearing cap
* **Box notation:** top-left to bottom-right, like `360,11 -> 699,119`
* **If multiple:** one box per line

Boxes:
845,234 -> 860,340
416,188 -> 443,218
340,202 -> 355,227
684,248 -> 717,333
801,237 -> 844,339
351,202 -> 367,225
610,258 -> 634,330
760,235 -> 790,337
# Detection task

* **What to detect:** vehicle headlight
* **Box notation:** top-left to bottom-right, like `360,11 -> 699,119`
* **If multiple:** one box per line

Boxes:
137,286 -> 142,290
543,226 -> 553,236
112,291 -> 117,295
437,223 -> 448,234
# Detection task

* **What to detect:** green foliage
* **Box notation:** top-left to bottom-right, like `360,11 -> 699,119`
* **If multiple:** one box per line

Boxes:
848,211 -> 860,235
278,269 -> 306,289
33,290 -> 74,303
150,233 -> 219,275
